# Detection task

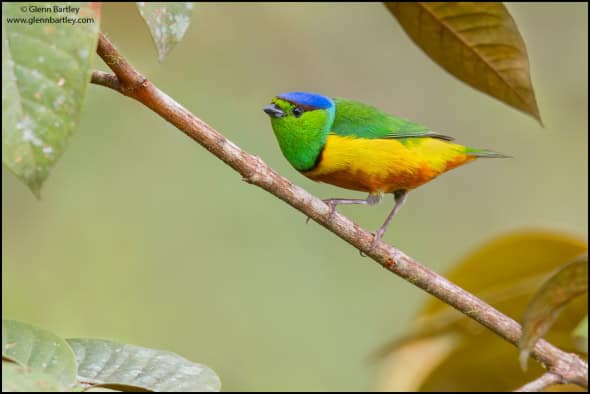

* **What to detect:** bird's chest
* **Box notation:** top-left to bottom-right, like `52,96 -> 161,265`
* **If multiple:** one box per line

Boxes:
301,135 -> 434,193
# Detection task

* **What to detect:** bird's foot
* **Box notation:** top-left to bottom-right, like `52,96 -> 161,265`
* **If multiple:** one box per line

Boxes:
306,199 -> 338,224
371,228 -> 385,249
359,228 -> 385,257
323,199 -> 338,218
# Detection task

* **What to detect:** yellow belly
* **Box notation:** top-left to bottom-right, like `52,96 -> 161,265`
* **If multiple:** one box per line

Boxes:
301,135 -> 474,193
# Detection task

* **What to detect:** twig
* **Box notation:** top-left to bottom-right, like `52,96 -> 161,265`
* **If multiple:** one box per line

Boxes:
90,70 -> 122,93
90,32 -> 588,389
515,372 -> 562,392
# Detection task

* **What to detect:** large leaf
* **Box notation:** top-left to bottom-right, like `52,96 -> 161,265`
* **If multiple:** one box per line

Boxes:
2,362 -> 65,392
377,333 -> 459,391
519,254 -> 588,368
67,338 -> 221,392
2,2 -> 100,196
136,2 -> 193,62
2,319 -> 77,387
415,231 -> 587,336
381,332 -> 583,392
385,2 -> 541,123
378,231 -> 587,392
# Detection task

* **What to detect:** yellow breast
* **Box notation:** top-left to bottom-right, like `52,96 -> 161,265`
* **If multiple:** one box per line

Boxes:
301,134 -> 474,193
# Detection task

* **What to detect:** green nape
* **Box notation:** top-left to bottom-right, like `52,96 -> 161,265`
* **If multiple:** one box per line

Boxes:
331,98 -> 454,141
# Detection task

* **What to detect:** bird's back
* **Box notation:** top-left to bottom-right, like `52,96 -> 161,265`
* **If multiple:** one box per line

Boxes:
331,98 -> 454,141
301,98 -> 499,193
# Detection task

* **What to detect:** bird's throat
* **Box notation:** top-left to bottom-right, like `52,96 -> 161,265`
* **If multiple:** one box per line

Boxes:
271,121 -> 328,171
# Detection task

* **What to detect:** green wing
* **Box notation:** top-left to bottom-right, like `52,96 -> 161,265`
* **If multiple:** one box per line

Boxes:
331,98 -> 453,141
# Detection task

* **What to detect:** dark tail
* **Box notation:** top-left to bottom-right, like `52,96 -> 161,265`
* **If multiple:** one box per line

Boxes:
465,148 -> 511,158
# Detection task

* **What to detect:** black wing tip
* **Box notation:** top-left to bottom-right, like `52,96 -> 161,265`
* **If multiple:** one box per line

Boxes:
429,132 -> 455,141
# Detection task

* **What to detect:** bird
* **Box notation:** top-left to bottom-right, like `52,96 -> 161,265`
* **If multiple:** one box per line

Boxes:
263,91 -> 508,247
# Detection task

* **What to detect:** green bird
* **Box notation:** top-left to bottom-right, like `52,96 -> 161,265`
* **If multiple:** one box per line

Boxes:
263,92 -> 507,245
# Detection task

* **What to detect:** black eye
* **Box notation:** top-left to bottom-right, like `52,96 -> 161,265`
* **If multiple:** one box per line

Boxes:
292,107 -> 303,118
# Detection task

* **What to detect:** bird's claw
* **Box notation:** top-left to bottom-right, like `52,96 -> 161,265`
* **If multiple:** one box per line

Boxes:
371,230 -> 384,248
306,199 -> 338,224
323,199 -> 338,217
359,230 -> 385,257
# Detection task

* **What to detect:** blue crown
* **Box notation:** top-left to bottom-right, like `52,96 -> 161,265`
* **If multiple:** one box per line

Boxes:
277,92 -> 334,110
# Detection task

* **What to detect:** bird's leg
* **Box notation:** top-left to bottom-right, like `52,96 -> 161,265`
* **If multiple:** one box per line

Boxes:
370,190 -> 408,248
306,193 -> 383,224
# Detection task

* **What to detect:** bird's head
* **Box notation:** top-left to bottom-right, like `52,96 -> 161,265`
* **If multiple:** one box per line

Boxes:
263,92 -> 335,171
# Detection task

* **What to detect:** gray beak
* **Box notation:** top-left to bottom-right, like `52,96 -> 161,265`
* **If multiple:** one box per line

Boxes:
263,104 -> 285,118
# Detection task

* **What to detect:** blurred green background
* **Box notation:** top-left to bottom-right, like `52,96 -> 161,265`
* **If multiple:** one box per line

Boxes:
2,3 -> 587,391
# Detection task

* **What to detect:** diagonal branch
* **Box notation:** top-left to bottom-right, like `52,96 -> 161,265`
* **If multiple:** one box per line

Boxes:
90,32 -> 588,389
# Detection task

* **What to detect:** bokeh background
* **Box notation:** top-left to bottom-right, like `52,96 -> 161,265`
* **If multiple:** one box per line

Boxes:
2,3 -> 587,391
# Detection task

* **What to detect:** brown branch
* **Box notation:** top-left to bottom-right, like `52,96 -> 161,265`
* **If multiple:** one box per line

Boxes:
515,372 -> 562,392
96,33 -> 143,88
90,32 -> 588,389
90,70 -> 122,93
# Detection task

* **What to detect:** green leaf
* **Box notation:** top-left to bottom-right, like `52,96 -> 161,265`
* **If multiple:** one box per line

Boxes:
67,338 -> 221,392
2,362 -> 65,392
573,315 -> 588,354
385,2 -> 542,124
136,2 -> 193,62
519,254 -> 588,369
2,3 -> 100,196
2,319 -> 77,386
